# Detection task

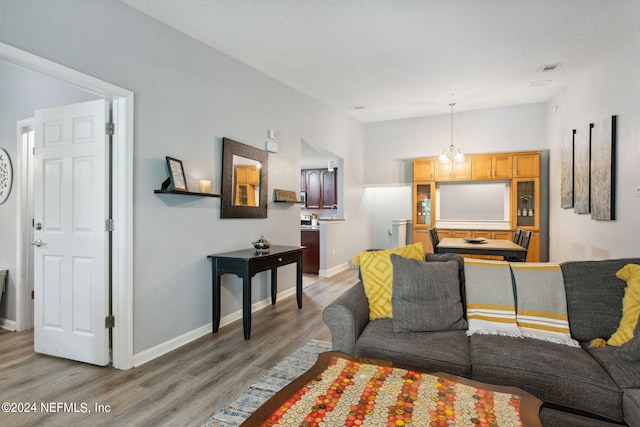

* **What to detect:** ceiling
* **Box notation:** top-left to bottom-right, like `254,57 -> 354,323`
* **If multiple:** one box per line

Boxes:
120,0 -> 640,123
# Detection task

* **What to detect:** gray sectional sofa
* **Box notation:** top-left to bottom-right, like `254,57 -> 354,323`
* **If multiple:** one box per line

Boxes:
323,256 -> 640,426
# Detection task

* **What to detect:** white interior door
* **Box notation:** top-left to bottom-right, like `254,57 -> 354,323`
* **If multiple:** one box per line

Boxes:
33,99 -> 110,366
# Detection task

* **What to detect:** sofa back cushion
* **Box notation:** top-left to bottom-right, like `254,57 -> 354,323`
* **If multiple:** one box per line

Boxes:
426,253 -> 466,314
354,243 -> 426,319
390,255 -> 467,332
561,258 -> 640,342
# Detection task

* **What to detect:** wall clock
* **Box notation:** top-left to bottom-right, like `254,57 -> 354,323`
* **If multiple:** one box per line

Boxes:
0,148 -> 13,205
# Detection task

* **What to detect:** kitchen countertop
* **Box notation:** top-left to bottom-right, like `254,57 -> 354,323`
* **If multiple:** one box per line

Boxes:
301,225 -> 320,230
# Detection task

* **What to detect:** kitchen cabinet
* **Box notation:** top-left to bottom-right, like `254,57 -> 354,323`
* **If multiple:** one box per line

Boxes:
513,153 -> 540,178
413,229 -> 433,253
301,229 -> 319,274
301,168 -> 337,210
321,169 -> 337,208
413,159 -> 435,181
434,158 -> 472,181
513,177 -> 540,230
451,230 -> 472,238
303,169 -> 321,209
413,182 -> 435,229
412,150 -> 545,261
471,154 -> 512,180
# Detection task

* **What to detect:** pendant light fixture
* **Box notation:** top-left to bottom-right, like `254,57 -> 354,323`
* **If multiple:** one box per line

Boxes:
438,100 -> 465,164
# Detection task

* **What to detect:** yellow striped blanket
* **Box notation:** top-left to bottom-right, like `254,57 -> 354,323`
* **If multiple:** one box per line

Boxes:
464,259 -> 522,337
511,263 -> 579,347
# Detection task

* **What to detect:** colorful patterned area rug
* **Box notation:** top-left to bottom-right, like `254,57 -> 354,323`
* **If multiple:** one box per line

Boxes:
203,339 -> 332,427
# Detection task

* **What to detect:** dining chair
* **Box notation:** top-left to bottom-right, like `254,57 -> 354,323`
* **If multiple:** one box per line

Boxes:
514,230 -> 532,262
428,227 -> 440,254
513,229 -> 522,244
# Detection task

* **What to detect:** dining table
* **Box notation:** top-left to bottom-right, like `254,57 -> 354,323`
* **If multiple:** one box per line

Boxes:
436,237 -> 527,260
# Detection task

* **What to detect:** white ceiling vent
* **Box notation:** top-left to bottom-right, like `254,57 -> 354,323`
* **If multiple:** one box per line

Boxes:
541,63 -> 560,72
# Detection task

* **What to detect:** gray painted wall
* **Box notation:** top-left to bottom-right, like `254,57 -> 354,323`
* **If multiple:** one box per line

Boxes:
363,103 -> 549,186
362,35 -> 640,262
546,33 -> 640,262
0,1 -> 368,355
362,103 -> 549,251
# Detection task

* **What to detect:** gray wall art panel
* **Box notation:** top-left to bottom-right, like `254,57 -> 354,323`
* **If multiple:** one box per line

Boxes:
590,116 -> 616,220
573,125 -> 591,214
560,130 -> 574,208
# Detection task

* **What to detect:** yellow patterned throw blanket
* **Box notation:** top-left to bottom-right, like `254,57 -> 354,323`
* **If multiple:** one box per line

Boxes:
465,259 -> 578,347
511,263 -> 579,347
464,259 -> 522,338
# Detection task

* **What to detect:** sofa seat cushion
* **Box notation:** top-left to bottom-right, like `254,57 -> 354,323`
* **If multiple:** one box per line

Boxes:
539,407 -> 624,427
583,343 -> 640,389
470,335 -> 623,422
355,318 -> 471,378
623,389 -> 640,427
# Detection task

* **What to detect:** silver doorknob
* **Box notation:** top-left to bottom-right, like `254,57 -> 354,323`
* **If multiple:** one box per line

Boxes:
31,239 -> 44,247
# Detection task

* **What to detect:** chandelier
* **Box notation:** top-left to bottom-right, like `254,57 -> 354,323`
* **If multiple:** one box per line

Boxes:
439,102 -> 465,164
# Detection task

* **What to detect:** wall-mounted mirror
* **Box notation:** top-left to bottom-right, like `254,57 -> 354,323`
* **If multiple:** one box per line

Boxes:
221,137 -> 268,218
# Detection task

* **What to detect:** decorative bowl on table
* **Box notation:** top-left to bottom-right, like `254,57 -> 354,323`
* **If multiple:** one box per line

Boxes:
463,237 -> 487,244
252,236 -> 271,254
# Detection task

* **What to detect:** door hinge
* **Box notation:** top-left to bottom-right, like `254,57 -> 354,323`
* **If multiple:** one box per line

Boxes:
31,290 -> 34,299
106,218 -> 114,232
105,315 -> 115,329
105,122 -> 115,136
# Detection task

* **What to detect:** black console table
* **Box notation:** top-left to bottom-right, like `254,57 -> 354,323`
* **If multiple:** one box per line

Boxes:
207,245 -> 304,339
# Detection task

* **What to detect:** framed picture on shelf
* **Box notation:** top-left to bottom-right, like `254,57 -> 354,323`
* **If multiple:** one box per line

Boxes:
166,156 -> 188,191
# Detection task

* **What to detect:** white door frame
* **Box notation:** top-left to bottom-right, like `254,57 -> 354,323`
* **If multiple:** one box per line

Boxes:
2,41 -> 134,370
16,120 -> 35,332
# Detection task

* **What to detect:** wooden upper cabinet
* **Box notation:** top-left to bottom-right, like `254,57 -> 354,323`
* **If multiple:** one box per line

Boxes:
452,158 -> 472,180
302,168 -> 337,209
320,169 -> 337,209
304,169 -> 322,209
434,161 -> 453,181
493,155 -> 513,179
413,159 -> 435,181
513,153 -> 540,178
435,158 -> 472,181
472,154 -> 512,180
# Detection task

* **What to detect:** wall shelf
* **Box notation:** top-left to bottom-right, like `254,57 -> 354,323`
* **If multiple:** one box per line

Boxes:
273,189 -> 304,203
154,189 -> 220,198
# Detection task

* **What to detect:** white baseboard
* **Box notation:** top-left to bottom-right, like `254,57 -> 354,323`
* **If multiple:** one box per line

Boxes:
132,286 -> 298,367
319,261 -> 349,278
0,318 -> 17,331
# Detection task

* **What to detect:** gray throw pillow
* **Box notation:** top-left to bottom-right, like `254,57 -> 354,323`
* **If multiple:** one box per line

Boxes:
615,314 -> 640,362
426,253 -> 466,312
391,254 -> 467,333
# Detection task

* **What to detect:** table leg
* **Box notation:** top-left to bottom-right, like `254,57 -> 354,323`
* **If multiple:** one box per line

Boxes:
243,275 -> 251,340
271,268 -> 277,305
296,253 -> 303,309
212,267 -> 221,334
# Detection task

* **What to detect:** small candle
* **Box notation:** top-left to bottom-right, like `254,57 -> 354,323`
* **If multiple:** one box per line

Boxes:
199,180 -> 211,193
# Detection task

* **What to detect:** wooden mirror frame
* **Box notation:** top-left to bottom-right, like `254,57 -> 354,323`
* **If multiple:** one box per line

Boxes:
221,137 -> 268,218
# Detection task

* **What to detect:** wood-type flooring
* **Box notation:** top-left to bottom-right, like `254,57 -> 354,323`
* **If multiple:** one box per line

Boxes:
0,269 -> 357,426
